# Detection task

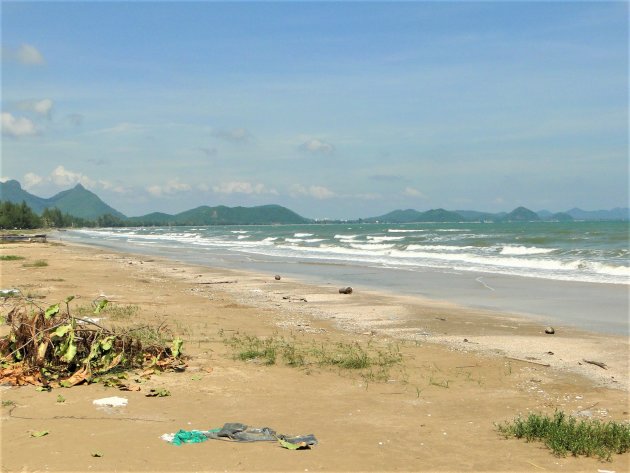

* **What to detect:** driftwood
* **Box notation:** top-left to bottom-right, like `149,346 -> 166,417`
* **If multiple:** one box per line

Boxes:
506,357 -> 550,367
1,234 -> 47,243
198,280 -> 238,285
582,359 -> 607,370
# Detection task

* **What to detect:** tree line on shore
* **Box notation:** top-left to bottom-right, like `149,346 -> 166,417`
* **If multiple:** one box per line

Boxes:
0,201 -> 124,230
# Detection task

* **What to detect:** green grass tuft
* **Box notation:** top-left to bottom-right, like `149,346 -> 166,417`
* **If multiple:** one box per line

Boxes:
497,411 -> 630,461
22,259 -> 48,268
224,332 -> 402,378
0,255 -> 25,261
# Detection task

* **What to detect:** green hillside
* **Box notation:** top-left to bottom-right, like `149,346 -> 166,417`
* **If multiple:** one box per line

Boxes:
0,180 -> 48,213
48,184 -> 126,220
501,206 -> 540,222
0,180 -> 125,220
367,208 -> 464,223
128,204 -> 310,226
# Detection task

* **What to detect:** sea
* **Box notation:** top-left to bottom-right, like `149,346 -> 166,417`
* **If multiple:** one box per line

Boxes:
60,221 -> 629,335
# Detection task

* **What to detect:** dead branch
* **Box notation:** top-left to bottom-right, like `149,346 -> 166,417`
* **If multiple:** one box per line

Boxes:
582,359 -> 607,370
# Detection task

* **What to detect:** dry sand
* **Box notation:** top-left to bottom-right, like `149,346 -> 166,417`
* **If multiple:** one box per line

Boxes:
1,241 -> 628,472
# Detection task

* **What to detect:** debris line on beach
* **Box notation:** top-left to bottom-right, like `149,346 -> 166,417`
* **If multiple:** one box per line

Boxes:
0,296 -> 186,388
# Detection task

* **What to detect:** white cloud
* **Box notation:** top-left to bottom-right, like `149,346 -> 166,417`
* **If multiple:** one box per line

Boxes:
353,192 -> 382,200
99,180 -> 128,194
89,122 -> 145,135
299,138 -> 335,154
16,44 -> 45,65
2,44 -> 45,65
212,128 -> 252,143
23,172 -> 43,189
212,181 -> 278,195
146,179 -> 192,197
290,184 -> 336,199
50,165 -> 95,188
403,187 -> 427,198
20,166 -> 129,194
1,112 -> 38,137
19,98 -> 54,118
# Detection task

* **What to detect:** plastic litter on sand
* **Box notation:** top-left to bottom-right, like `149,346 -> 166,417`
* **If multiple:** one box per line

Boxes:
93,396 -> 128,408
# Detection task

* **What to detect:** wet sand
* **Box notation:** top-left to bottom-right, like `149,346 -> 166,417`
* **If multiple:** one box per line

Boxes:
1,241 -> 628,472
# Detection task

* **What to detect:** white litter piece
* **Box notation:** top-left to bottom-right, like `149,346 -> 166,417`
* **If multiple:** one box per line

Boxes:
160,433 -> 175,443
93,397 -> 128,408
0,289 -> 20,297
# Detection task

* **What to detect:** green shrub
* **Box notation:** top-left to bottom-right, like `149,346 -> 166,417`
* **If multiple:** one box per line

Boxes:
497,411 -> 630,461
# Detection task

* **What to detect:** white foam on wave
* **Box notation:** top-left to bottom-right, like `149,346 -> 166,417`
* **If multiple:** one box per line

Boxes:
349,243 -> 396,250
231,230 -> 249,234
334,234 -> 358,239
500,245 -> 555,255
367,236 -> 405,242
294,233 -> 314,237
406,244 -> 475,252
387,229 -> 426,233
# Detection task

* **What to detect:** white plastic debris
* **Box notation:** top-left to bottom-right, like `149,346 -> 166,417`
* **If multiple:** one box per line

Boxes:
93,396 -> 128,408
160,433 -> 175,443
0,289 -> 20,297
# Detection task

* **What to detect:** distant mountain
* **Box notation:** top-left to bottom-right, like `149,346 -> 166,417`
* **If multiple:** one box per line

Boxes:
500,206 -> 540,222
455,210 -> 506,222
0,180 -> 49,213
365,209 -> 424,223
127,204 -> 310,226
566,207 -> 630,221
366,208 -> 465,223
0,180 -> 125,220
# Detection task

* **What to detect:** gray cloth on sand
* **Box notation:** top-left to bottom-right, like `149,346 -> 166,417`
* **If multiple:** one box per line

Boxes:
204,422 -> 318,446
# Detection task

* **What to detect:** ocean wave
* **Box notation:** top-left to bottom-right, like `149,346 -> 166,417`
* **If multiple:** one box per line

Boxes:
294,233 -> 314,237
387,229 -> 426,233
406,244 -> 475,252
349,243 -> 396,250
367,236 -> 405,242
500,246 -> 556,255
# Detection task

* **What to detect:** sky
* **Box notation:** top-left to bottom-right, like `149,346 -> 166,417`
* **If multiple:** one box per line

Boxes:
1,1 -> 628,219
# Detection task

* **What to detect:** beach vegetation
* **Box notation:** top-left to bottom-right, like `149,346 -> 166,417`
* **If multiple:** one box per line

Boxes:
75,302 -> 139,321
1,399 -> 16,408
0,295 -> 186,389
22,259 -> 48,268
497,411 -> 630,461
224,332 -> 403,379
0,255 -> 25,261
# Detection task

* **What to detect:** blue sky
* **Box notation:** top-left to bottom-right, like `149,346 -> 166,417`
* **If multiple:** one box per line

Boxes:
2,1 -> 628,219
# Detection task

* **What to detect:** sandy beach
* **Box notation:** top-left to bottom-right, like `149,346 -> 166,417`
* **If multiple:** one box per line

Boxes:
1,240 -> 628,472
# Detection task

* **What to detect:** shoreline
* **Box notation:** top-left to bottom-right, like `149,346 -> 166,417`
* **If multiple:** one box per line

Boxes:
1,240 -> 629,472
57,239 -> 630,391
57,229 -> 630,336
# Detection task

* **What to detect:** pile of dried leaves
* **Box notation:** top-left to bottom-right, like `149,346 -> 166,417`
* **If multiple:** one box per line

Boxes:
0,296 -> 186,388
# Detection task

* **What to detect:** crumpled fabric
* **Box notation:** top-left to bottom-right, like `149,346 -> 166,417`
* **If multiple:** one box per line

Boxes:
167,429 -> 218,446
161,423 -> 318,448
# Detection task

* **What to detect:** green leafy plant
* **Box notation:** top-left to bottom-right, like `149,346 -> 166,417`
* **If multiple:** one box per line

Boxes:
0,296 -> 187,389
497,411 -> 630,461
0,255 -> 25,261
